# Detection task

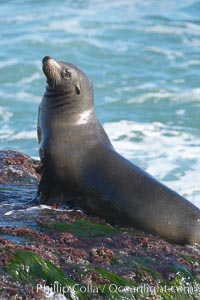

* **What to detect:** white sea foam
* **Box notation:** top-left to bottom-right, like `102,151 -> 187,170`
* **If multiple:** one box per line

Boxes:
0,127 -> 37,141
174,88 -> 200,102
146,46 -> 184,62
0,107 -> 13,122
141,25 -> 183,36
47,19 -> 83,33
127,87 -> 200,104
176,109 -> 185,116
4,205 -> 53,216
0,59 -> 18,69
182,59 -> 200,67
127,90 -> 171,103
0,125 -> 14,139
15,92 -> 41,103
5,205 -> 75,216
185,22 -> 200,36
17,72 -> 41,86
9,130 -> 37,140
141,22 -> 200,38
41,19 -> 97,37
103,120 -> 200,208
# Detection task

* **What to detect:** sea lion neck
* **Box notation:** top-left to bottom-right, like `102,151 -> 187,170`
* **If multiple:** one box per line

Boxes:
43,85 -> 94,114
45,85 -> 71,98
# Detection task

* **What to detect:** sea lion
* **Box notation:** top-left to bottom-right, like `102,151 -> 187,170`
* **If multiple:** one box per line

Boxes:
37,56 -> 200,245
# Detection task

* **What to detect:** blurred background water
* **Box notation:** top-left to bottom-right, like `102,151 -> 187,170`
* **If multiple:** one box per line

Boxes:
0,0 -> 200,207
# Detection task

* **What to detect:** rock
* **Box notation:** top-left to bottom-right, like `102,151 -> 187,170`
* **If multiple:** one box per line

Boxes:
0,150 -> 40,184
0,150 -> 199,299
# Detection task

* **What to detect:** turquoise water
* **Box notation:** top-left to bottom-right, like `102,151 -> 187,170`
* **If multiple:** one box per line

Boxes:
0,0 -> 200,207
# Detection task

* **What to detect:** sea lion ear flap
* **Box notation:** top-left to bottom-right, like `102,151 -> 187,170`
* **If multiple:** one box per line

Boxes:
75,82 -> 81,95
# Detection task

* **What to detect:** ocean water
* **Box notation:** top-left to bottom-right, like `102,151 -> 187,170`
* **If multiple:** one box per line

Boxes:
0,0 -> 200,208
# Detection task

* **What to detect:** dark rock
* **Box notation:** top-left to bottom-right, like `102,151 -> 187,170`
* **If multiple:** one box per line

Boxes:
0,150 -> 40,184
0,150 -> 199,299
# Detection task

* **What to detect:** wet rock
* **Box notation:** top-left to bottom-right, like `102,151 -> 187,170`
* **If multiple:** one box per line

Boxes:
0,150 -> 40,184
0,150 -> 200,299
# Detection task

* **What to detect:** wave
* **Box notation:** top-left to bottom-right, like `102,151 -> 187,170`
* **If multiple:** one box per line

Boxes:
0,107 -> 13,122
0,59 -> 18,69
15,92 -> 41,103
140,21 -> 200,37
17,72 -> 42,86
146,46 -> 184,62
0,127 -> 37,141
9,131 -> 37,141
127,87 -> 200,104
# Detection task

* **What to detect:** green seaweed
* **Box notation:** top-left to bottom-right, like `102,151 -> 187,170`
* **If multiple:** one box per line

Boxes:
96,266 -> 135,286
4,250 -> 87,300
138,265 -> 163,282
3,249 -> 200,300
38,218 -> 122,237
94,267 -> 137,300
181,254 -> 199,265
110,257 -> 121,265
171,264 -> 196,281
134,256 -> 164,282
134,256 -> 155,265
160,275 -> 200,300
93,267 -> 200,300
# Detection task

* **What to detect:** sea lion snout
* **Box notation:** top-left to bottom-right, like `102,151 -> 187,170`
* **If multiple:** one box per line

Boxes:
42,56 -> 52,64
42,56 -> 62,88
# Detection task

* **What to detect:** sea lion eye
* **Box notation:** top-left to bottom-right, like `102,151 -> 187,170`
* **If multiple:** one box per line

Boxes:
63,68 -> 71,79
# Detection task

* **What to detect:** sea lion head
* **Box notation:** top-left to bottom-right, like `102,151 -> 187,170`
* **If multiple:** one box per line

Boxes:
42,56 -> 93,103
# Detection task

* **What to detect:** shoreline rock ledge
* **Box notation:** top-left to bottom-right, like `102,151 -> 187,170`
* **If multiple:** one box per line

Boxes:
0,150 -> 40,184
0,150 -> 199,300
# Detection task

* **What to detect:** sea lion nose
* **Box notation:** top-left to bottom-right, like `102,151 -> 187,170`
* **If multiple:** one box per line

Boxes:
42,56 -> 52,64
